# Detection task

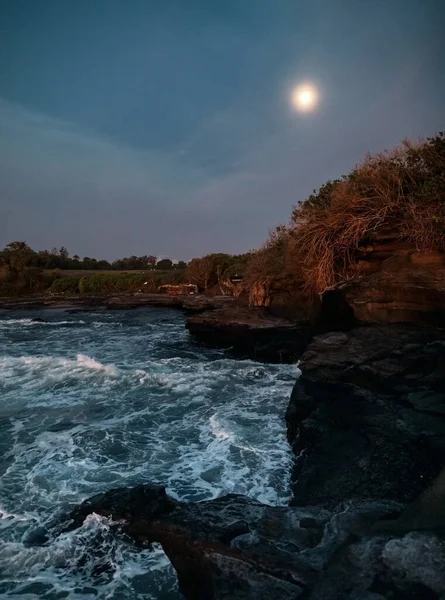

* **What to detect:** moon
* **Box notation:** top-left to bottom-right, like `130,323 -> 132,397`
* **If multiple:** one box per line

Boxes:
291,83 -> 319,112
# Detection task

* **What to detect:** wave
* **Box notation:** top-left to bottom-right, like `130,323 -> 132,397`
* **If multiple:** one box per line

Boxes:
0,354 -> 120,399
0,514 -> 179,598
0,318 -> 86,327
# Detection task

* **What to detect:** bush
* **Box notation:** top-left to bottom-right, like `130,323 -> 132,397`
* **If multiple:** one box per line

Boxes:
246,132 -> 445,296
78,273 -> 149,294
76,271 -> 186,294
47,276 -> 80,295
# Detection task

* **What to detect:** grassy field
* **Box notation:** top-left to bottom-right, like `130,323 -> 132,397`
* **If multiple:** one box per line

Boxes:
44,269 -> 155,277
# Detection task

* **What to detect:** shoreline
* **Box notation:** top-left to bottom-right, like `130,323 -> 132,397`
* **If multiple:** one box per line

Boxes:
2,293 -> 445,598
0,292 -> 234,312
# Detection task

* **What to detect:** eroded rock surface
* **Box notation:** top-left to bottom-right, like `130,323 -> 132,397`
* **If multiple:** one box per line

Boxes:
345,240 -> 445,325
186,306 -> 313,362
46,322 -> 445,600
55,483 -> 445,600
286,325 -> 445,508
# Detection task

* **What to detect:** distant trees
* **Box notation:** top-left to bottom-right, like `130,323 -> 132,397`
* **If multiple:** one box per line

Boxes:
0,244 -> 184,273
111,255 -> 157,270
0,242 -> 254,297
0,242 -> 47,295
0,241 -> 38,272
155,258 -> 173,271
186,256 -> 214,292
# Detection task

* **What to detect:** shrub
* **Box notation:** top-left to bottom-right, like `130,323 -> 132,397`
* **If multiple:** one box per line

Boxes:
78,273 -> 149,294
47,276 -> 80,295
246,132 -> 445,296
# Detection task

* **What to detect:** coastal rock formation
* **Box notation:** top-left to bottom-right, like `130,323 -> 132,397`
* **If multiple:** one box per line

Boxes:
57,482 -> 445,600
50,322 -> 445,600
345,239 -> 445,325
0,293 -> 233,312
186,306 -> 314,362
242,235 -> 445,327
286,324 -> 445,507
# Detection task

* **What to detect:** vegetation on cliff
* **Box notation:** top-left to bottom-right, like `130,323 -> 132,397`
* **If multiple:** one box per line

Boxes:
245,132 -> 445,296
186,252 -> 252,294
2,133 -> 443,300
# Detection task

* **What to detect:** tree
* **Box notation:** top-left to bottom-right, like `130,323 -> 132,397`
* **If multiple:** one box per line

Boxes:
156,258 -> 173,270
186,256 -> 214,292
0,241 -> 38,272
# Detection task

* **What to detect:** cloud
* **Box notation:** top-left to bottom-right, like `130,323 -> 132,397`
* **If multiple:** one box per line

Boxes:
0,96 -> 301,259
0,97 -> 207,197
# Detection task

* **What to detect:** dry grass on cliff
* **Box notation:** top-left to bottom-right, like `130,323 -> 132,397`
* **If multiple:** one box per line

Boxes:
246,133 -> 445,296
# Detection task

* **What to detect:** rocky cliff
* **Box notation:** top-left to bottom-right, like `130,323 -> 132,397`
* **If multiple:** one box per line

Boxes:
45,320 -> 445,600
345,235 -> 445,325
30,237 -> 445,599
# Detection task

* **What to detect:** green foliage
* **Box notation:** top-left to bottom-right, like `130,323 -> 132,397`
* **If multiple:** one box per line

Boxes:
77,270 -> 186,295
186,253 -> 253,292
0,241 -> 38,272
47,276 -> 80,295
293,179 -> 343,219
155,258 -> 173,270
78,273 -> 150,294
111,255 -> 156,270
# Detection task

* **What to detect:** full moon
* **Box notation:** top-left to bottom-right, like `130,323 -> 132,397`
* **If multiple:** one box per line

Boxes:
291,83 -> 318,112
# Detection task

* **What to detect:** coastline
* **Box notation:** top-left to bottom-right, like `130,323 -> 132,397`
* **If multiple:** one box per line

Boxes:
3,295 -> 445,598
0,292 -> 234,312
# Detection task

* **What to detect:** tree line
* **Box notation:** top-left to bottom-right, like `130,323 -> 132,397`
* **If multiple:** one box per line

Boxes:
0,242 -> 186,271
0,241 -> 254,296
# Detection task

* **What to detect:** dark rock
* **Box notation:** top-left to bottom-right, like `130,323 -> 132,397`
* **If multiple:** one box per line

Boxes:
182,295 -> 234,313
0,293 -> 231,311
62,485 -> 312,600
286,324 -> 445,507
186,306 -> 314,363
58,484 -> 445,600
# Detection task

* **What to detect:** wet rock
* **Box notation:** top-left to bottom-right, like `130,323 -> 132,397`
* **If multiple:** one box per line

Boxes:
62,485 -> 310,599
60,486 -> 445,600
186,306 -> 313,363
182,295 -> 234,313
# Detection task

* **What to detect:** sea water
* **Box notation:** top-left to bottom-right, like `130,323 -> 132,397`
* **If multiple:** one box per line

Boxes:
0,307 -> 297,599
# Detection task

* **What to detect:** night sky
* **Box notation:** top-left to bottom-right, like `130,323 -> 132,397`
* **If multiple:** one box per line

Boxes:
1,0 -> 444,260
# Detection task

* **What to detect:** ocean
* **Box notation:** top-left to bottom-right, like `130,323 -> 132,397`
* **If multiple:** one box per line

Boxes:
0,307 -> 297,599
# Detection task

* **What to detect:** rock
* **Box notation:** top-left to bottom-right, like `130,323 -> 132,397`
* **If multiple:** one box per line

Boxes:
186,306 -> 314,363
57,484 -> 445,600
0,293 -> 234,311
61,484 -> 311,600
345,242 -> 445,325
182,295 -> 234,313
374,463 -> 445,533
286,324 -> 445,508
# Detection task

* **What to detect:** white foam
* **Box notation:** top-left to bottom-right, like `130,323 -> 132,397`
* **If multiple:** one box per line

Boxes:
0,309 -> 299,597
0,318 -> 85,327
209,414 -> 233,441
